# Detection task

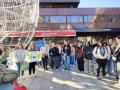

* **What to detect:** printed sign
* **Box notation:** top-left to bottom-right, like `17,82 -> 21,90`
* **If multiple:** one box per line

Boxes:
25,51 -> 41,63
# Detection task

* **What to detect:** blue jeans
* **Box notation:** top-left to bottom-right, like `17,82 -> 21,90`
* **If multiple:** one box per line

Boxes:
70,55 -> 75,65
61,54 -> 64,65
16,62 -> 24,76
37,61 -> 42,66
64,54 -> 70,70
107,58 -> 113,75
113,61 -> 118,75
53,56 -> 60,69
92,56 -> 97,74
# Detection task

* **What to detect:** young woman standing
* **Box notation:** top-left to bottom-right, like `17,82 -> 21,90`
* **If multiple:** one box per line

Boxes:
93,40 -> 111,80
27,42 -> 36,75
15,44 -> 26,77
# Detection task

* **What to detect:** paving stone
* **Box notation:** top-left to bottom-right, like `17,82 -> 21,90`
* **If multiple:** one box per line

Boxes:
18,66 -> 120,90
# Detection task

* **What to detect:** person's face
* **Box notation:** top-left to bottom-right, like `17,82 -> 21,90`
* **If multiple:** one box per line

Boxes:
64,41 -> 68,45
99,42 -> 102,47
18,44 -> 22,49
52,43 -> 55,47
70,43 -> 72,47
109,39 -> 113,44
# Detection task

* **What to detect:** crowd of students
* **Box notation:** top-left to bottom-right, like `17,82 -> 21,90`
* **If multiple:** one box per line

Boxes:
0,36 -> 120,80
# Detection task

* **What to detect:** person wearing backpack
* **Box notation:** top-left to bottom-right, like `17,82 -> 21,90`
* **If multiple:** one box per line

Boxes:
112,36 -> 120,80
92,39 -> 111,80
83,42 -> 93,74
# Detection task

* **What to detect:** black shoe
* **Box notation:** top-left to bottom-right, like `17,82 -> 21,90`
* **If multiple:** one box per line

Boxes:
64,68 -> 67,70
116,76 -> 119,80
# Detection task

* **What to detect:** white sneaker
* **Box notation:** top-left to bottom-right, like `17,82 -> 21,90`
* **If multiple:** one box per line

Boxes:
17,77 -> 21,81
97,77 -> 102,80
21,76 -> 26,80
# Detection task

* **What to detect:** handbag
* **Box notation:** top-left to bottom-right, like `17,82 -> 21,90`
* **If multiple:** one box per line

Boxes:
112,56 -> 117,61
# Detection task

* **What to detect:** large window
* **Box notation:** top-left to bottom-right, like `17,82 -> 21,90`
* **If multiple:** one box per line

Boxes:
84,16 -> 94,22
50,16 -> 66,23
67,16 -> 80,23
84,16 -> 88,22
80,16 -> 83,22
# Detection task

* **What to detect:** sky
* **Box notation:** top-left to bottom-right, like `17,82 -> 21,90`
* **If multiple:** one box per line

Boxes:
78,0 -> 120,8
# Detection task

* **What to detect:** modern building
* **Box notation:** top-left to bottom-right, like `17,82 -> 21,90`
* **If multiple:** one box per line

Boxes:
36,0 -> 120,38
2,0 -> 120,45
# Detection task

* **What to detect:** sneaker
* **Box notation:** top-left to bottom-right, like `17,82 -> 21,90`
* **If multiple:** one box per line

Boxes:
105,74 -> 110,77
21,76 -> 26,80
17,77 -> 21,81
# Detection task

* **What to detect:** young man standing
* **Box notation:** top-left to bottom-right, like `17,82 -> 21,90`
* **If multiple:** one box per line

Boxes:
112,36 -> 120,80
63,40 -> 71,70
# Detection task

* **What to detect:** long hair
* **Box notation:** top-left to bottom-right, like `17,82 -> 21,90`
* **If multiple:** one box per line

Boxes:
27,42 -> 35,51
99,39 -> 104,47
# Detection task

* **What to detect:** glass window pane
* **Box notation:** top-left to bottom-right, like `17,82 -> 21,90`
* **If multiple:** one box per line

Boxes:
84,16 -> 88,22
67,16 -> 80,23
88,16 -> 94,22
80,16 -> 83,22
45,16 -> 49,23
50,16 -> 66,23
118,15 -> 120,22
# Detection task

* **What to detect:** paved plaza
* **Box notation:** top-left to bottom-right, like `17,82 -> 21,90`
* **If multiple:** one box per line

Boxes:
18,64 -> 120,90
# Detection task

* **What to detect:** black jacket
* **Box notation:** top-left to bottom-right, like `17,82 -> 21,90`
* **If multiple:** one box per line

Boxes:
49,47 -> 59,57
63,44 -> 71,56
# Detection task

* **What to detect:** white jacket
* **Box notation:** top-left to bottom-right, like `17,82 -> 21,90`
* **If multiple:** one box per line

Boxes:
92,46 -> 111,60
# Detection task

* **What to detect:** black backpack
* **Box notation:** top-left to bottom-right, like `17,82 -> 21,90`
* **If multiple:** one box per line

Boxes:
83,46 -> 93,60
